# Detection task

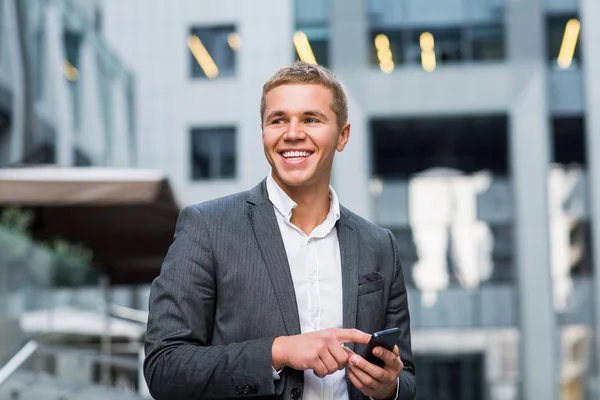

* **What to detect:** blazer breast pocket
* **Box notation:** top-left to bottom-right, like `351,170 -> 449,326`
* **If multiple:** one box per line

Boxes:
358,277 -> 385,296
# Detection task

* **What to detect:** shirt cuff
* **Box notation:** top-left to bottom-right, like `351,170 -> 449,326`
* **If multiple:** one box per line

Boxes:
272,367 -> 283,380
369,376 -> 400,400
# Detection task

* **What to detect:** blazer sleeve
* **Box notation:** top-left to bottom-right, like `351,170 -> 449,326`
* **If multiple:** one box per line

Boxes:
143,205 -> 285,400
385,229 -> 417,400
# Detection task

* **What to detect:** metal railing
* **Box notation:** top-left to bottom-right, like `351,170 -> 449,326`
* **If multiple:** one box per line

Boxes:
0,340 -> 39,388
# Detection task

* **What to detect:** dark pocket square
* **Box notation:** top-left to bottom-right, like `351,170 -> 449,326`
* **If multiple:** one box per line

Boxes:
359,271 -> 383,285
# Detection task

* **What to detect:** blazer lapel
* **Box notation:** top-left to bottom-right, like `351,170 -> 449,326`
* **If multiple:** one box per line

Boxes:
337,207 -> 359,351
247,181 -> 302,336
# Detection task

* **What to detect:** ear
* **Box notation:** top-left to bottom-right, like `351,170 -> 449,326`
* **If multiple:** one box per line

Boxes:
336,122 -> 351,152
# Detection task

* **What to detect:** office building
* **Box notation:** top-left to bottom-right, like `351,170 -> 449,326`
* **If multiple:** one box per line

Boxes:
94,0 -> 600,398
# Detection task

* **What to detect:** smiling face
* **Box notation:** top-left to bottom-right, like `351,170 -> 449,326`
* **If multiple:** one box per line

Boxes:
262,83 -> 350,192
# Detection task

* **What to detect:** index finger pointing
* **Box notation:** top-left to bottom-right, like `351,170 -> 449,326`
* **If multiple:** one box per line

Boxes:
336,328 -> 371,345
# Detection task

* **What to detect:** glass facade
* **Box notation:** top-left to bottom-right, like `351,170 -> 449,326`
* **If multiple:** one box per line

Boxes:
370,115 -> 519,398
549,116 -> 596,398
4,0 -> 137,167
367,0 -> 505,72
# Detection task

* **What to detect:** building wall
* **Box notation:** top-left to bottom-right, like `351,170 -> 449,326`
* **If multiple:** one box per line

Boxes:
103,0 -> 294,205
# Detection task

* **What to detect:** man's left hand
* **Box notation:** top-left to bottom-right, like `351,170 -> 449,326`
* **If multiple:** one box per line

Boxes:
344,345 -> 403,400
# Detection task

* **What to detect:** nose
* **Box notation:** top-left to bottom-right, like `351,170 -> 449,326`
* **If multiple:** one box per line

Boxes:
283,118 -> 305,141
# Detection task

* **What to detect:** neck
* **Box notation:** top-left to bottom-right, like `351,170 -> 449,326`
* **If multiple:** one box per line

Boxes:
274,174 -> 332,235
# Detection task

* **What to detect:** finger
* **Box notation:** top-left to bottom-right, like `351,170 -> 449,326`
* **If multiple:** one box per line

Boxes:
347,368 -> 366,393
348,365 -> 377,391
336,328 -> 371,345
329,343 -> 350,370
313,358 -> 330,378
348,353 -> 388,382
347,367 -> 374,395
319,351 -> 340,375
372,346 -> 403,370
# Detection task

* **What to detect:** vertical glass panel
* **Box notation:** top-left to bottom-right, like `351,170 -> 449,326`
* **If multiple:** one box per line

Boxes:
550,117 -> 595,399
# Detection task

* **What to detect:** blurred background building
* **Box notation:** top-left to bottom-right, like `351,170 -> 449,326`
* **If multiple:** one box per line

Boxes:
1,0 -> 599,399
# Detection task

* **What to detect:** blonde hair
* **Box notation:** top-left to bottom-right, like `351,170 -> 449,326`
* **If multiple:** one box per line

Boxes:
260,62 -> 348,130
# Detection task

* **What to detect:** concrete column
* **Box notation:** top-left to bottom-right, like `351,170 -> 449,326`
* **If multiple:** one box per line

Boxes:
4,0 -> 25,164
506,0 -> 558,398
330,0 -> 372,220
580,0 -> 600,381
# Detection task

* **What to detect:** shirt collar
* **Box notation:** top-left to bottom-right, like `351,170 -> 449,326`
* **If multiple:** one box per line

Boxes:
266,173 -> 341,224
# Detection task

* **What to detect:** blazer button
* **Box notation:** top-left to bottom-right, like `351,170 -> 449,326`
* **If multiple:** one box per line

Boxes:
243,386 -> 250,394
235,386 -> 243,395
290,388 -> 302,399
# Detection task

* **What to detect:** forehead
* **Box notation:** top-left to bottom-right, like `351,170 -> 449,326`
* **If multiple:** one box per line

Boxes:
264,83 -> 334,113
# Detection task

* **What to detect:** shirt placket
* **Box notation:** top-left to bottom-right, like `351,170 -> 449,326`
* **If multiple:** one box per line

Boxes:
306,237 -> 321,332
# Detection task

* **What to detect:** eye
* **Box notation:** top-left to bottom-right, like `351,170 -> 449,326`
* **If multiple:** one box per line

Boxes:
305,118 -> 320,123
271,119 -> 285,125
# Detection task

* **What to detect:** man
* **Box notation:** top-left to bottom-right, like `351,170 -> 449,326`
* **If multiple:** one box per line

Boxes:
144,62 -> 416,400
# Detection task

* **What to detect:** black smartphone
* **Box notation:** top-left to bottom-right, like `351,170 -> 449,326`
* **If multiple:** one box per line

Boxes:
362,328 -> 402,367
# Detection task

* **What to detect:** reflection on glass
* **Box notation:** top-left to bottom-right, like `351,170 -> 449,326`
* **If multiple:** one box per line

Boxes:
547,15 -> 582,69
294,26 -> 329,67
409,169 -> 494,306
367,0 -> 506,70
550,116 -> 595,399
189,26 -> 238,79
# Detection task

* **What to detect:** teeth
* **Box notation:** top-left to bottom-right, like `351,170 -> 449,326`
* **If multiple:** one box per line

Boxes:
282,151 -> 311,158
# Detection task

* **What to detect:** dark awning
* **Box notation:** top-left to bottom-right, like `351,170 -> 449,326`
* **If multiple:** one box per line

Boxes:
0,167 -> 181,285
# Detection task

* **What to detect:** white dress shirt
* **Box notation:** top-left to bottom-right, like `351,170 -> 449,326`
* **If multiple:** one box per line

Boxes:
267,175 -> 400,400
267,174 -> 348,400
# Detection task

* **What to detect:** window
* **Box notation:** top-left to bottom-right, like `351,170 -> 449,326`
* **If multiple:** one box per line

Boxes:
367,0 -> 506,71
189,26 -> 239,79
63,30 -> 82,132
370,116 -> 509,178
0,109 -> 10,167
293,0 -> 330,67
552,116 -> 586,166
415,353 -> 485,400
190,127 -> 236,180
546,15 -> 581,69
294,26 -> 330,67
369,25 -> 505,71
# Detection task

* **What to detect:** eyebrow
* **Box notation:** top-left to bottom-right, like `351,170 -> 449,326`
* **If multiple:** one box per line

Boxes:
265,110 -> 286,121
265,110 -> 330,122
303,110 -> 329,121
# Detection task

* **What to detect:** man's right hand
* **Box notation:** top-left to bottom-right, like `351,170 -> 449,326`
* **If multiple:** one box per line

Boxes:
272,328 -> 371,378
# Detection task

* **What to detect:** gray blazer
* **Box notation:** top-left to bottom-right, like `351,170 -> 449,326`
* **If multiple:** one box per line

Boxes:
144,179 -> 416,400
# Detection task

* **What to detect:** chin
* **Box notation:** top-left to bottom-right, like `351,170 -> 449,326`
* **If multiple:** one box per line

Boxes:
275,171 -> 314,188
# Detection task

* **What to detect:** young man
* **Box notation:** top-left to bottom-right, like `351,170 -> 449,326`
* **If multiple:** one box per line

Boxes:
144,62 -> 415,400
